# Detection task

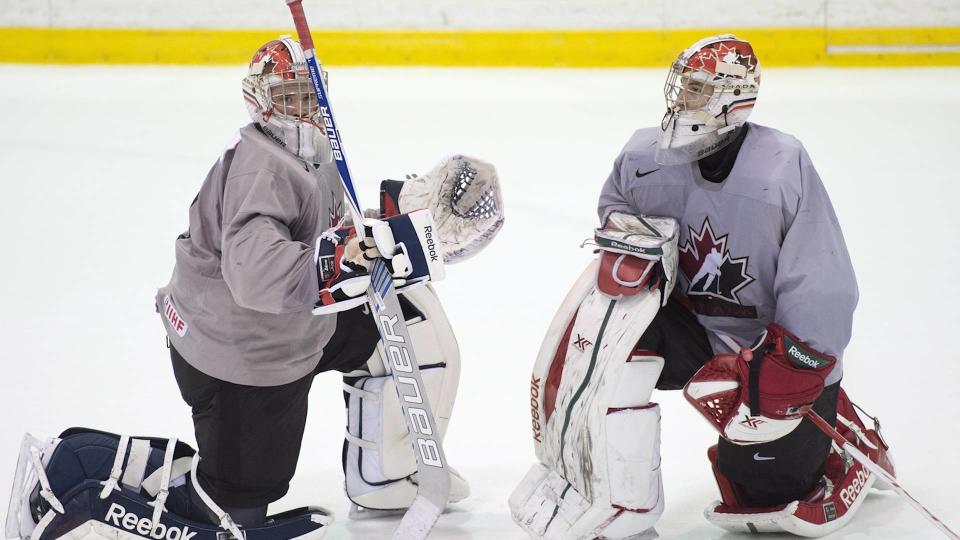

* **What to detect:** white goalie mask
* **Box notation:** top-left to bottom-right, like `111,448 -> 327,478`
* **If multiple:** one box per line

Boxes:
656,34 -> 760,165
242,36 -> 333,164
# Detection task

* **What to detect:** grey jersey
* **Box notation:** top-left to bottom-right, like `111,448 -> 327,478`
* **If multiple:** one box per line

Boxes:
598,123 -> 857,385
157,123 -> 346,386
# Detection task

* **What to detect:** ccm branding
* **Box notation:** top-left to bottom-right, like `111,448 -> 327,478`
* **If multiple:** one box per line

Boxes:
378,312 -> 444,467
104,503 -> 196,540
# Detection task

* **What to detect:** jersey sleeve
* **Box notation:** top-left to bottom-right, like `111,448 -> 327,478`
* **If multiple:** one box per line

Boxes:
773,146 -> 859,359
220,169 -> 319,314
597,151 -> 634,224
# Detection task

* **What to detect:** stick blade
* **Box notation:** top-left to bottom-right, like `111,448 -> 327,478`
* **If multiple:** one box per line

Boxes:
391,495 -> 443,540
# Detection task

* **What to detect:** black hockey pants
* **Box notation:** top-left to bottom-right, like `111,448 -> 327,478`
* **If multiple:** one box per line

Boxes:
636,299 -> 839,507
169,304 -> 380,510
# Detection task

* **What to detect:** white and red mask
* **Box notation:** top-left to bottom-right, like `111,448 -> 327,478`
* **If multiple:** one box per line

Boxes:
241,36 -> 332,164
656,34 -> 761,165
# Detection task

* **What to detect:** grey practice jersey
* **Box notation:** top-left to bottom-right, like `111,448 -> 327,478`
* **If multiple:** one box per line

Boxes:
598,123 -> 857,385
157,123 -> 346,386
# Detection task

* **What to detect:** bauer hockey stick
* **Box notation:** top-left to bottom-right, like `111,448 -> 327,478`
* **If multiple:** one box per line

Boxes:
806,411 -> 959,540
284,2 -> 452,539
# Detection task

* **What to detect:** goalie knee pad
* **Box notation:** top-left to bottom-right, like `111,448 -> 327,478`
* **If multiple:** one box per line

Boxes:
342,285 -> 469,514
5,428 -> 331,540
703,388 -> 895,537
509,214 -> 679,540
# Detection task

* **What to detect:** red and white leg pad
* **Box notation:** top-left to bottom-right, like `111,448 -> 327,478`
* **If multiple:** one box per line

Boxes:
703,388 -> 895,537
509,214 -> 680,540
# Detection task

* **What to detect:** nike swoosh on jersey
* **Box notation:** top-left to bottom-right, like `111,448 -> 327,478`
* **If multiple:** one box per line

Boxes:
753,452 -> 776,461
635,168 -> 660,178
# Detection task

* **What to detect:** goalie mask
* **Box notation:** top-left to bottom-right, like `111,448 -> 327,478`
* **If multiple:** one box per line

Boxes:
656,34 -> 760,166
242,36 -> 333,164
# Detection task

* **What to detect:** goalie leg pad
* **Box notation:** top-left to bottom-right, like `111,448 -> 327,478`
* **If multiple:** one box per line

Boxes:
511,214 -> 679,540
342,285 -> 468,513
510,408 -> 664,540
5,429 -> 332,540
703,388 -> 895,538
511,269 -> 667,538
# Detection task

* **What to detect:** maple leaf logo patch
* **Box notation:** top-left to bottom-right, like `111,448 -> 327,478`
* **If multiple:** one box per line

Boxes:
678,217 -> 758,319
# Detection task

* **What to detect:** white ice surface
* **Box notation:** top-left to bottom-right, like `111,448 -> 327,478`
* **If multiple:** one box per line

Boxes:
0,65 -> 958,539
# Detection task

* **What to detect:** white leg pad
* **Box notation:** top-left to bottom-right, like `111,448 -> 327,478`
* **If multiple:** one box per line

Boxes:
343,285 -> 469,511
510,258 -> 668,539
510,460 -> 662,540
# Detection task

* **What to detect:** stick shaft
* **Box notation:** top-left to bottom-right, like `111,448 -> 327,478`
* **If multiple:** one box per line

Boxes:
283,3 -> 451,537
807,412 -> 959,540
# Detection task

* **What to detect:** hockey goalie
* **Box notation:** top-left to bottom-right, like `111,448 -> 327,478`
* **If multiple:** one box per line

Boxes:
5,36 -> 504,540
510,33 -> 895,540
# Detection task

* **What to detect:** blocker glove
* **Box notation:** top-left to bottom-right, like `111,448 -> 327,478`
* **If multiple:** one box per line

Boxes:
313,210 -> 445,315
683,324 -> 836,445
348,218 -> 414,286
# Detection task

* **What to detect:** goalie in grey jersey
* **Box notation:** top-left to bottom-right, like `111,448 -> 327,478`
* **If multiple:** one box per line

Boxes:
511,35 -> 894,539
5,37 -> 503,540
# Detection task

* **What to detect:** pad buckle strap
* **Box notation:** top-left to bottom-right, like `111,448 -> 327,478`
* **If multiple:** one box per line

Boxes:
748,343 -> 774,416
837,414 -> 879,451
148,438 -> 178,527
851,400 -> 888,448
344,431 -> 378,450
29,447 -> 64,514
219,514 -> 242,537
150,487 -> 170,525
342,382 -> 379,401
611,254 -> 654,287
99,434 -> 130,499
189,454 -> 246,540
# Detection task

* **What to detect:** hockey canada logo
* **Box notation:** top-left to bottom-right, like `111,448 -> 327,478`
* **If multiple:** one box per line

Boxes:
678,217 -> 757,318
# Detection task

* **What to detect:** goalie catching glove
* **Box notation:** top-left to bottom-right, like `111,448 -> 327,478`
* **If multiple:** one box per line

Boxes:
380,154 -> 504,264
312,154 -> 504,315
684,324 -> 836,445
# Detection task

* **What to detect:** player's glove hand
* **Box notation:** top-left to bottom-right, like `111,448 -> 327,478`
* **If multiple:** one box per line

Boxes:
683,324 -> 836,445
313,210 -> 445,315
345,218 -> 414,286
313,227 -> 371,315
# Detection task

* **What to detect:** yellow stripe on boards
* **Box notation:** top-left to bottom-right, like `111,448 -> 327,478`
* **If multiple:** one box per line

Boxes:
2,27 -> 959,67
